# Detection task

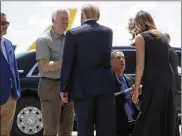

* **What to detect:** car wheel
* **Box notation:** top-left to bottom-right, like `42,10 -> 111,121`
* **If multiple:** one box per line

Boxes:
11,96 -> 43,136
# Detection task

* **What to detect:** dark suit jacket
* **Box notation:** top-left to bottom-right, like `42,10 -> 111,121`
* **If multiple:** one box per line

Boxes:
115,74 -> 135,115
115,74 -> 140,135
169,46 -> 180,92
0,38 -> 21,104
60,20 -> 117,101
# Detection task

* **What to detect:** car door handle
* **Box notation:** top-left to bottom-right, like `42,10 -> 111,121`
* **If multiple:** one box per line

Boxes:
18,70 -> 24,73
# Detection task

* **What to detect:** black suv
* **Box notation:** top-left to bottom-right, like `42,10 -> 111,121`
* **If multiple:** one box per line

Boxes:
11,46 -> 181,136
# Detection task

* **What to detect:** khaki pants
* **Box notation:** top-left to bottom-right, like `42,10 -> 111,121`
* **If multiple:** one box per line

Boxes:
38,78 -> 74,136
0,94 -> 16,136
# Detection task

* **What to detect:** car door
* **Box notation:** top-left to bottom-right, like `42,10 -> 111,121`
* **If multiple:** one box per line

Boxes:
174,49 -> 181,117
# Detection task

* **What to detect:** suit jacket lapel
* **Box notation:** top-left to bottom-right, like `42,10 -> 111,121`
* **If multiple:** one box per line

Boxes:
0,47 -> 3,56
0,41 -> 8,64
123,74 -> 135,87
3,40 -> 11,66
114,73 -> 122,85
0,49 -> 5,63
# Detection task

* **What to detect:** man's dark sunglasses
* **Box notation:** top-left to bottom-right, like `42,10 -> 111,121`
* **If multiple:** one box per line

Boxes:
1,21 -> 10,26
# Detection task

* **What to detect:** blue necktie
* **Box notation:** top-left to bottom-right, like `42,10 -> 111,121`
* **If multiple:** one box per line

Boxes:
121,76 -> 134,121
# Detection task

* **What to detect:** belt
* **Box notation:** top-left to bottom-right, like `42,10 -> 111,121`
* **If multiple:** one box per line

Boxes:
41,77 -> 60,81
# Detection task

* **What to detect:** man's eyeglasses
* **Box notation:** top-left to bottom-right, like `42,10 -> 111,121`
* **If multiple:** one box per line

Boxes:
1,21 -> 10,26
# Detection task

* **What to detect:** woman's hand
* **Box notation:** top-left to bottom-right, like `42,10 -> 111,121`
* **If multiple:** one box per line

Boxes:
130,85 -> 142,96
132,88 -> 139,104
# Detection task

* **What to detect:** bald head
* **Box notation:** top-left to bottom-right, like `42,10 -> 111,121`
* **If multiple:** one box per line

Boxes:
51,8 -> 70,35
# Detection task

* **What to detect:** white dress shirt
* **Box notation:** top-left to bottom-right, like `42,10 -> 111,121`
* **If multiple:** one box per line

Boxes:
1,38 -> 8,61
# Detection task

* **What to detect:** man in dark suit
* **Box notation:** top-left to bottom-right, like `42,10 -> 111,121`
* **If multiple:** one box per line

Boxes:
59,4 -> 117,136
164,33 -> 180,92
0,12 -> 21,136
164,33 -> 180,136
111,50 -> 140,136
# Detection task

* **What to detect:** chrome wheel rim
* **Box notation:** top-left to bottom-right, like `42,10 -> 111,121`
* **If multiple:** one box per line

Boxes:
16,106 -> 43,134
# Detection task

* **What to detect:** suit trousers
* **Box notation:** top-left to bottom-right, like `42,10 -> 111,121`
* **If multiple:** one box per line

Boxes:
38,78 -> 74,136
0,94 -> 16,136
74,92 -> 117,136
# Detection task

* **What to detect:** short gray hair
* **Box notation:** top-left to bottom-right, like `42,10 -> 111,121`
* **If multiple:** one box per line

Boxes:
111,50 -> 124,58
51,8 -> 70,20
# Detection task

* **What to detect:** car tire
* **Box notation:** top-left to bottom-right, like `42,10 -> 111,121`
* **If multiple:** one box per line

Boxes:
11,96 -> 43,136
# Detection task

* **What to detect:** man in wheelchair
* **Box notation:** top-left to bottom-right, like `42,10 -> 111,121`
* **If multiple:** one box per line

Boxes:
111,50 -> 142,136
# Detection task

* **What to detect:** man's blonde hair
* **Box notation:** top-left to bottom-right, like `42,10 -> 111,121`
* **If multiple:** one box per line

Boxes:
81,4 -> 100,21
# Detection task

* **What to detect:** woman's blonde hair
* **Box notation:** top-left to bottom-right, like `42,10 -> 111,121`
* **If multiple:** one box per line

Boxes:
128,10 -> 161,40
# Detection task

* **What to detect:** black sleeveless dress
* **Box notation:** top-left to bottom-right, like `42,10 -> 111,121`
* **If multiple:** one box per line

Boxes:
132,31 -> 177,136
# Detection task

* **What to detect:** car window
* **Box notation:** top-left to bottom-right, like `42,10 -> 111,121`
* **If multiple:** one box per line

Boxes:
122,50 -> 136,74
26,63 -> 40,77
16,51 -> 37,77
175,51 -> 181,75
176,51 -> 181,67
32,65 -> 39,76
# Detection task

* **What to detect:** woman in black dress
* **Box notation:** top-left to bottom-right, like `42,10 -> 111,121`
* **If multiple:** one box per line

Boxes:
128,11 -> 177,136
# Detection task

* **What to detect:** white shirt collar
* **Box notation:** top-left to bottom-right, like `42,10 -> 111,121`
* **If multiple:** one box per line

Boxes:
1,37 -> 4,47
1,37 -> 8,61
1,37 -> 4,41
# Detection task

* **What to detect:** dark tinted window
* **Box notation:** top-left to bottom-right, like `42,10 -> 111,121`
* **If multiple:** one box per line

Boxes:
123,50 -> 136,74
175,51 -> 181,90
16,51 -> 36,77
176,51 -> 181,67
32,65 -> 39,76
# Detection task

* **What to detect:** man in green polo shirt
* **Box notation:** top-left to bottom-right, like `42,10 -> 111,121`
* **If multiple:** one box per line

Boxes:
36,8 -> 74,136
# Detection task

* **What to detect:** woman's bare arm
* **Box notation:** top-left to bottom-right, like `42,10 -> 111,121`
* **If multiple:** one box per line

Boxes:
135,34 -> 145,92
